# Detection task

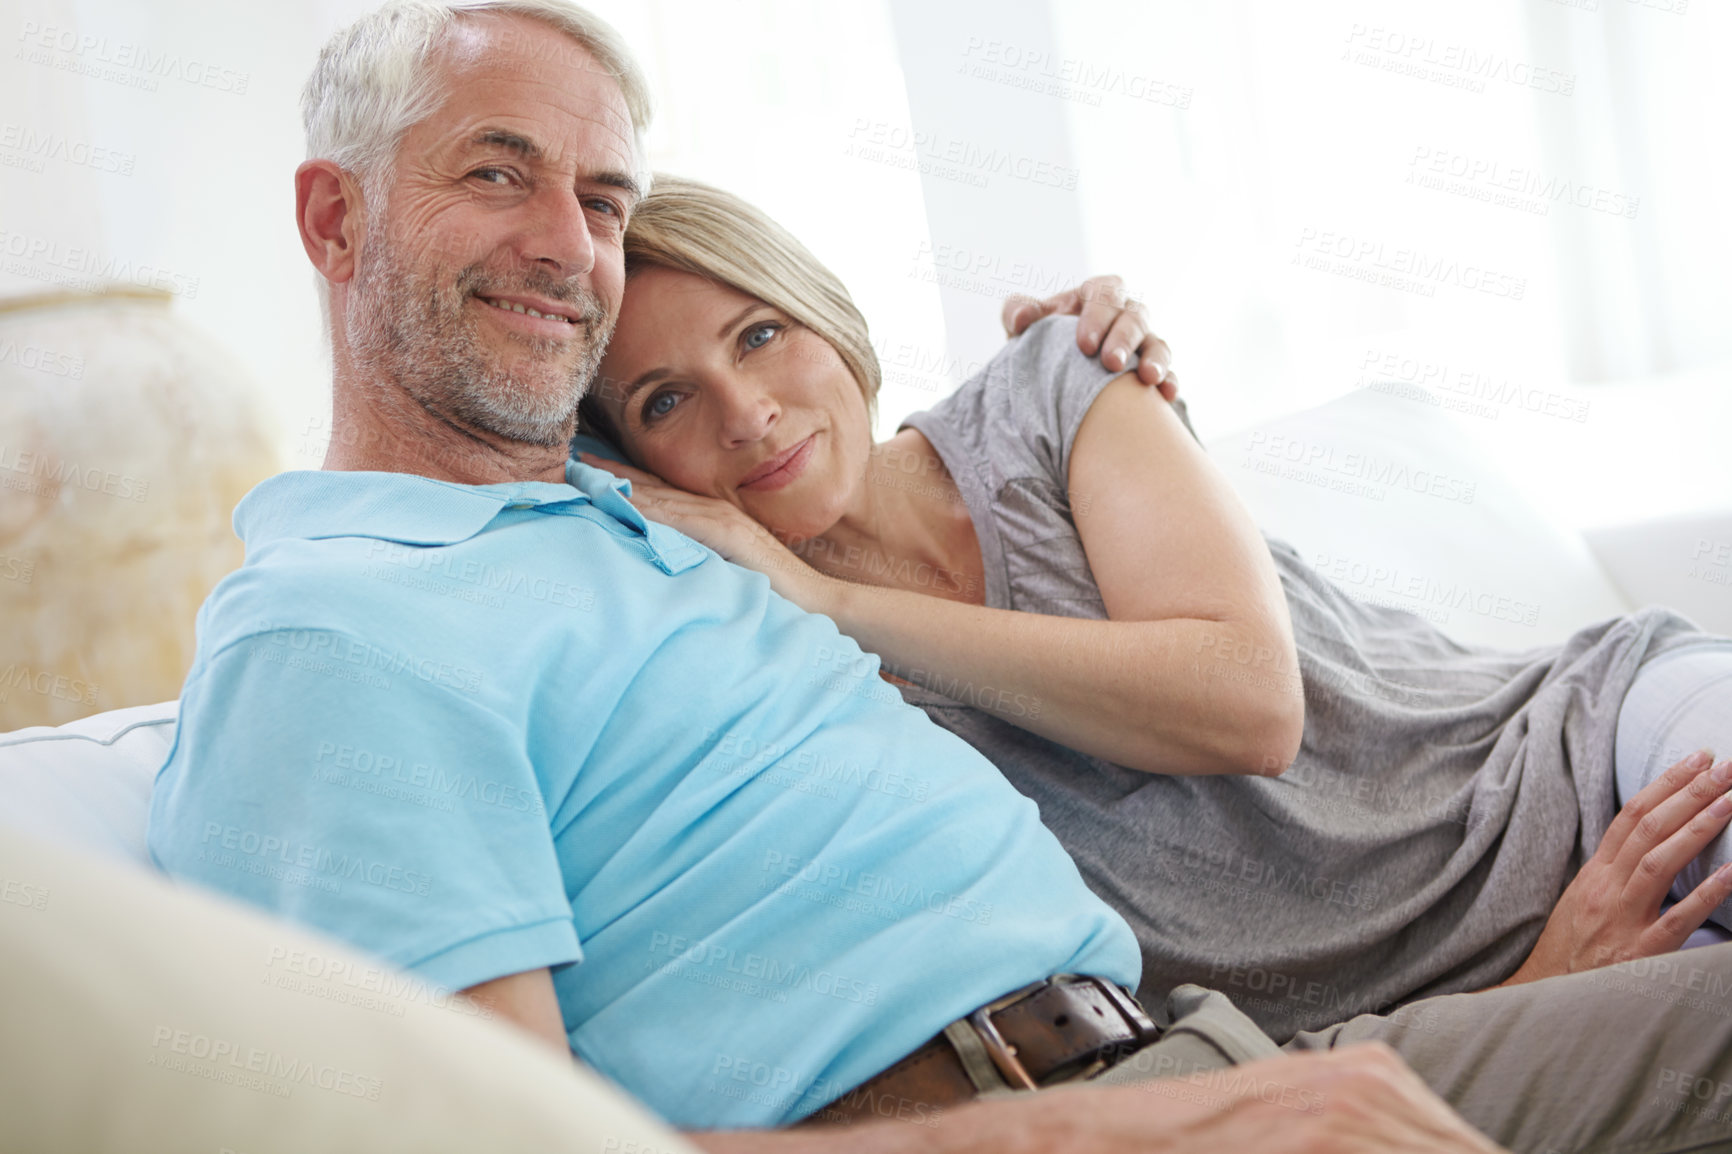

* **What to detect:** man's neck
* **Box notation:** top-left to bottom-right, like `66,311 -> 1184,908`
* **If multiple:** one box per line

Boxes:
322,357 -> 571,487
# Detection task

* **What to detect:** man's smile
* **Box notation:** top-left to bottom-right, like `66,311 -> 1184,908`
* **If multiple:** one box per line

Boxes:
475,292 -> 583,334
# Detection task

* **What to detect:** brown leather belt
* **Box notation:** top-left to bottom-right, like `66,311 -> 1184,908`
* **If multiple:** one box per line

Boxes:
801,975 -> 1160,1128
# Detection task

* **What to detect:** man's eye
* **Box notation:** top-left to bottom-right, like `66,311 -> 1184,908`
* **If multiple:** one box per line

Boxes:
744,323 -> 780,350
470,168 -> 513,185
586,198 -> 622,218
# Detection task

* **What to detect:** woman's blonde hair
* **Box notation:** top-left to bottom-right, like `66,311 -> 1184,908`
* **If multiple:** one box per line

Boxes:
580,174 -> 880,446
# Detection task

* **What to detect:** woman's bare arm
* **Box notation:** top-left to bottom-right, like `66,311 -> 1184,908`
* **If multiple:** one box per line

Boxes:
806,374 -> 1301,776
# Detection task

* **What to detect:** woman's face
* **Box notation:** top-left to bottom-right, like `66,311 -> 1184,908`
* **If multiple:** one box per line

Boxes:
595,265 -> 872,539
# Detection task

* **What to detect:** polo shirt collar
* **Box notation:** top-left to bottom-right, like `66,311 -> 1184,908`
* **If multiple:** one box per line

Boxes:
235,458 -> 651,549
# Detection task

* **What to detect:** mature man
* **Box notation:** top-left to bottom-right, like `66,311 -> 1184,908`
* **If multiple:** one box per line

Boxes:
148,3 -> 1732,1152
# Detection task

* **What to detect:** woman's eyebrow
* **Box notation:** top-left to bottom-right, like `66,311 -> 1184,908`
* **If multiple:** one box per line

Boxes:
716,302 -> 764,340
619,368 -> 671,406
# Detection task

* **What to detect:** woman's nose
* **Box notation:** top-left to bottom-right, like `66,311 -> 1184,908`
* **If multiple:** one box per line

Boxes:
715,380 -> 778,446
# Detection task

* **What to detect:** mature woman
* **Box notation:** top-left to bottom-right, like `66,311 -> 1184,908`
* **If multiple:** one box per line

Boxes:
575,176 -> 1732,1041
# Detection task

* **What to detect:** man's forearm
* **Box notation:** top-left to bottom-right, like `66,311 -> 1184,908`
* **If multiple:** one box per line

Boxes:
687,1048 -> 1507,1154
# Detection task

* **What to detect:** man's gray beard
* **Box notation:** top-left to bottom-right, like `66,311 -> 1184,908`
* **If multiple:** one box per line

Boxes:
345,236 -> 612,448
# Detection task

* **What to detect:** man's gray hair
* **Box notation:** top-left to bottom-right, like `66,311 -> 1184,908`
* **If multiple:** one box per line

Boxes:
302,0 -> 653,189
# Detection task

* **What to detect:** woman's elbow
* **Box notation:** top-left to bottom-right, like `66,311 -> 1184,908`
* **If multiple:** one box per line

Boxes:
1194,620 -> 1302,776
1132,699 -> 1303,777
1241,696 -> 1305,777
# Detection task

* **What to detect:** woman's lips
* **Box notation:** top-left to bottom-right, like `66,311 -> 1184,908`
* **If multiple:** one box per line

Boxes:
739,434 -> 815,492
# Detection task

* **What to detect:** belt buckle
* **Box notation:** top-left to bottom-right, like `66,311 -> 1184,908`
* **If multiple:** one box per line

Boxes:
1088,977 -> 1161,1043
966,1003 -> 1040,1091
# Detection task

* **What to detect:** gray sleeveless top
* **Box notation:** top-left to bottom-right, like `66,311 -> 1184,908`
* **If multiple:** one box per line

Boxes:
897,315 -> 1704,1040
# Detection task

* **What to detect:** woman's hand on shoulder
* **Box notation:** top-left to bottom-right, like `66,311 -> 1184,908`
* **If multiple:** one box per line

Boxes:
577,454 -> 836,611
1500,750 -> 1732,986
1001,274 -> 1179,400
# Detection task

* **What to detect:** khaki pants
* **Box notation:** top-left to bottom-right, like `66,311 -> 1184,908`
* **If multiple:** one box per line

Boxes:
1085,944 -> 1732,1154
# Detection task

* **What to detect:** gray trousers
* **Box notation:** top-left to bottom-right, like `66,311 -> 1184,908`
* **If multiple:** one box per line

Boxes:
1086,944 -> 1732,1153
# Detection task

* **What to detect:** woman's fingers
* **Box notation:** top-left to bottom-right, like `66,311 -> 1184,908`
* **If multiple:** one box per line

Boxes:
1627,771 -> 1732,899
1650,863 -> 1732,950
1505,753 -> 1732,983
1609,756 -> 1732,878
1597,750 -> 1715,862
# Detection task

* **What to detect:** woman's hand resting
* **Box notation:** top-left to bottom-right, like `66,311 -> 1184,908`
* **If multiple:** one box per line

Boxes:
576,453 -> 834,610
1501,750 -> 1732,986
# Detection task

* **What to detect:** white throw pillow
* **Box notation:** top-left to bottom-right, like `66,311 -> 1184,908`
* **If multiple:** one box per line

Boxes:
0,699 -> 175,868
1206,388 -> 1633,650
0,826 -> 700,1154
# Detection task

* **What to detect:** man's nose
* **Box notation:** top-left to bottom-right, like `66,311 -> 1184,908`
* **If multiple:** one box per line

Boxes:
518,187 -> 597,277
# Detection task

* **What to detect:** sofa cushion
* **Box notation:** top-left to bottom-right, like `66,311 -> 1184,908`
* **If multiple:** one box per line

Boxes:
1206,387 -> 1632,650
0,699 -> 175,868
0,825 -> 700,1153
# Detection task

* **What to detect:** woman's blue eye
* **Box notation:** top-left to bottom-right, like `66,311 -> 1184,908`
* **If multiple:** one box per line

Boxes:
644,391 -> 680,420
744,323 -> 779,350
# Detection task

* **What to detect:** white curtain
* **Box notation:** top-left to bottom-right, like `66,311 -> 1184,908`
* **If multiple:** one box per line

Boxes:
1024,0 -> 1732,436
1522,0 -> 1732,380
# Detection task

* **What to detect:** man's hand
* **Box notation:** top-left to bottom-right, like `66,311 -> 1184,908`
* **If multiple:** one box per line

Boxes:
690,1044 -> 1505,1153
1501,750 -> 1732,986
1093,1045 -> 1507,1154
1002,275 -> 1177,401
1073,1045 -> 1505,1154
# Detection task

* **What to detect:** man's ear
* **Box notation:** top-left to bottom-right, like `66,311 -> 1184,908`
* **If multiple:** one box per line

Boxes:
295,159 -> 365,285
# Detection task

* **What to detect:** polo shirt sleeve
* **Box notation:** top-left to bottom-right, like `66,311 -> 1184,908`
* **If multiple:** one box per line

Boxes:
149,627 -> 581,995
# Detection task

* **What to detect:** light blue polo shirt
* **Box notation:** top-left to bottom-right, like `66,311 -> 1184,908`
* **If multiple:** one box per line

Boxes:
148,460 -> 1139,1129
